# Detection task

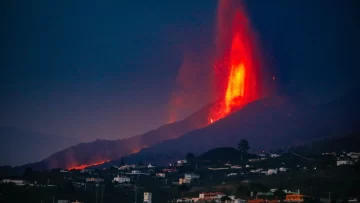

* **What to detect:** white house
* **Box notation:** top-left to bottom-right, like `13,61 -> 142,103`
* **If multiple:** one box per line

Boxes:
148,163 -> 156,168
1,179 -> 30,186
233,199 -> 247,203
183,178 -> 191,184
144,192 -> 152,203
131,170 -> 141,174
250,169 -> 262,173
176,197 -> 199,202
270,154 -> 280,158
279,167 -> 288,172
347,152 -> 360,159
266,169 -> 278,175
85,178 -> 104,183
337,160 -> 353,166
113,175 -> 130,183
179,178 -> 191,185
184,173 -> 200,180
199,192 -> 225,200
118,165 -> 136,170
231,165 -> 242,169
177,160 -> 188,164
208,167 -> 229,170
80,168 -> 93,173
57,200 -> 70,203
177,160 -> 188,166
322,152 -> 336,156
248,158 -> 261,162
156,173 -> 166,178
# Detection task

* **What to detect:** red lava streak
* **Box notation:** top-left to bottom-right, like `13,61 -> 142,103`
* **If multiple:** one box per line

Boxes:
209,0 -> 262,123
68,160 -> 109,170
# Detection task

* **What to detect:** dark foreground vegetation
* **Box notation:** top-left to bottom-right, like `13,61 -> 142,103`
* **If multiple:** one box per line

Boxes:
1,133 -> 359,203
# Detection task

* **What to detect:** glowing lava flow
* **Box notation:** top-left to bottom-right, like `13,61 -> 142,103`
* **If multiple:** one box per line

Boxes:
68,160 -> 109,170
209,1 -> 261,123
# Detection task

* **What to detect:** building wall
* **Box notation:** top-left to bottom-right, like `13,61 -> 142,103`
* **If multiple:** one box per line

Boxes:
144,192 -> 152,203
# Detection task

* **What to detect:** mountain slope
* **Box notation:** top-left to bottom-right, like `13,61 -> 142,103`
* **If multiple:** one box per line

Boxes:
19,91 -> 358,169
26,101 -> 214,169
130,92 -> 359,162
0,127 -> 79,166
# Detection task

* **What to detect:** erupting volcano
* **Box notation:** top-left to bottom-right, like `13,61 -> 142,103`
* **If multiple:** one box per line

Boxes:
209,0 -> 263,123
22,0 -> 269,171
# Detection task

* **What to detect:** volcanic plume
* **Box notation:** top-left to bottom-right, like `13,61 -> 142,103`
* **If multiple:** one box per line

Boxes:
169,0 -> 267,125
209,0 -> 266,123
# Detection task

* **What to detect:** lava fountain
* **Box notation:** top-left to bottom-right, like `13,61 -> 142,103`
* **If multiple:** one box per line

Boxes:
209,0 -> 263,123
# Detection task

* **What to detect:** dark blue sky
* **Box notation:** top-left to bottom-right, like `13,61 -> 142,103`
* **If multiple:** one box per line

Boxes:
1,0 -> 357,141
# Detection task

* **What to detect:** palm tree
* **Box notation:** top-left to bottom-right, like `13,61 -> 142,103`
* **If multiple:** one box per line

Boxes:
221,196 -> 232,202
185,152 -> 195,164
238,139 -> 250,153
178,184 -> 190,197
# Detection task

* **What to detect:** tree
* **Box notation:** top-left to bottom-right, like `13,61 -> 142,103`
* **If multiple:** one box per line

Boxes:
138,160 -> 143,166
105,181 -> 115,193
120,158 -> 125,166
186,153 -> 195,163
236,184 -> 250,197
249,183 -> 268,193
274,189 -> 286,200
275,148 -> 284,154
238,139 -> 250,153
63,181 -> 75,194
23,167 -> 33,181
221,196 -> 232,202
178,184 -> 190,197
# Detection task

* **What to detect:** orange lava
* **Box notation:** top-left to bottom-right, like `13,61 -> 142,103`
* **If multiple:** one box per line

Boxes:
130,146 -> 147,154
68,160 -> 109,170
209,0 -> 262,123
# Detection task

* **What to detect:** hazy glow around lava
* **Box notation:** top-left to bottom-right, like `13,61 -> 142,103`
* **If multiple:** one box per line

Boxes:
209,0 -> 262,123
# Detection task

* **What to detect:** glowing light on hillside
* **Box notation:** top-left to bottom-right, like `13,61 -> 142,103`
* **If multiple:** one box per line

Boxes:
68,160 -> 109,170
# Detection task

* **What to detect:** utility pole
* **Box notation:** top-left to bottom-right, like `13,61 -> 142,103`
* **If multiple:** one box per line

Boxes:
134,175 -> 139,203
96,184 -> 99,203
52,196 -> 54,203
101,184 -> 104,203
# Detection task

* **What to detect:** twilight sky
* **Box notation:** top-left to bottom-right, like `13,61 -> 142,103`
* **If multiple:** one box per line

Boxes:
1,0 -> 358,142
